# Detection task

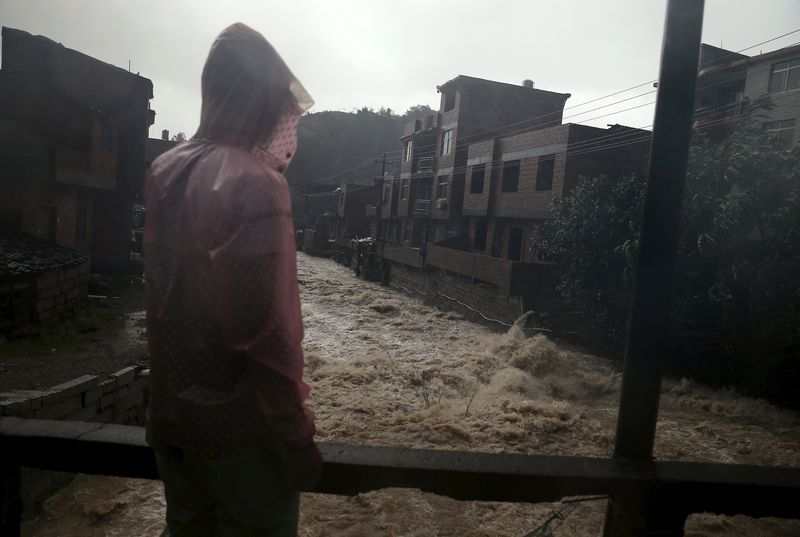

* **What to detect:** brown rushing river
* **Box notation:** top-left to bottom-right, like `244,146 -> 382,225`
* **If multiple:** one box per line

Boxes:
23,253 -> 800,536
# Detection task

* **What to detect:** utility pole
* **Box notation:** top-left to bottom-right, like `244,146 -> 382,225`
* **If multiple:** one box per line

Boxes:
374,152 -> 394,177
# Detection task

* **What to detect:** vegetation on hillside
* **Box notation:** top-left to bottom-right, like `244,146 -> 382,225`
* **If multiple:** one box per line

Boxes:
286,105 -> 433,186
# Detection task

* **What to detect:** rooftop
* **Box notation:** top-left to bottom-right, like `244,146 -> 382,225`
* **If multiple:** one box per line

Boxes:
0,232 -> 88,279
436,74 -> 571,101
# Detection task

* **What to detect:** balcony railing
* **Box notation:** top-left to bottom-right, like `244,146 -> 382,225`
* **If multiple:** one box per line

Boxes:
693,101 -> 743,125
413,199 -> 431,215
416,156 -> 434,173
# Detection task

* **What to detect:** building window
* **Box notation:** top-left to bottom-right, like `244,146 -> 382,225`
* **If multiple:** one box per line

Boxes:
441,129 -> 453,156
501,160 -> 520,192
76,194 -> 87,241
404,140 -> 413,161
436,175 -> 449,200
764,119 -> 796,147
491,224 -> 503,258
470,164 -> 485,194
100,118 -> 113,154
400,179 -> 409,199
536,155 -> 555,191
402,221 -> 412,243
768,58 -> 800,93
39,206 -> 57,242
443,90 -> 456,112
508,227 -> 523,262
473,219 -> 487,251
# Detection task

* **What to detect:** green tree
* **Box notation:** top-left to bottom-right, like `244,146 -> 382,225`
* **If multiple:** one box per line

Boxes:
536,112 -> 800,405
171,131 -> 187,142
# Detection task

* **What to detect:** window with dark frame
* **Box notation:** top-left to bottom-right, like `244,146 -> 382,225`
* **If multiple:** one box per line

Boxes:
100,118 -> 113,154
436,175 -> 449,200
473,219 -> 487,251
443,90 -> 456,111
76,194 -> 87,241
470,164 -> 485,193
768,58 -> 800,93
507,227 -> 523,262
501,160 -> 520,192
400,178 -> 409,199
536,155 -> 555,191
764,119 -> 796,148
402,221 -> 412,243
441,129 -> 453,156
404,140 -> 413,161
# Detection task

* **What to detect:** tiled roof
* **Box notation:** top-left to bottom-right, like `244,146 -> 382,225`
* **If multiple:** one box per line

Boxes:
0,232 -> 88,278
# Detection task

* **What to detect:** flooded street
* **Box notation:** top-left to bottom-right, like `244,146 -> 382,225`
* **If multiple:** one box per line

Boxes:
23,253 -> 800,536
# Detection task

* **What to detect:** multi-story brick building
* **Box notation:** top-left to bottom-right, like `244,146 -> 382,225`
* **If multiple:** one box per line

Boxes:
462,122 -> 650,264
396,76 -> 571,248
0,27 -> 155,273
694,42 -> 800,146
371,75 -> 650,309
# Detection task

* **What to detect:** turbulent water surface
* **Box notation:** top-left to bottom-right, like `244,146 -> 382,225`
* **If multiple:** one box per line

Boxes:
23,253 -> 800,536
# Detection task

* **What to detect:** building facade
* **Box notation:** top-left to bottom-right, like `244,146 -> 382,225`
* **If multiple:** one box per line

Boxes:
0,27 -> 155,273
694,42 -> 800,147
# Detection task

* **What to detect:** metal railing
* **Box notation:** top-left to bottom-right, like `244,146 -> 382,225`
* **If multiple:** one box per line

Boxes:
2,3 -> 799,537
413,198 -> 431,215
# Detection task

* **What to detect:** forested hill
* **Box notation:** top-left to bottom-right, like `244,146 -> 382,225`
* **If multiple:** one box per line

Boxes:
285,105 -> 433,187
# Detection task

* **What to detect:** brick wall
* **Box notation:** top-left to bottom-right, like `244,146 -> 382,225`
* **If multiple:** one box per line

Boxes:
0,365 -> 149,424
35,262 -> 89,325
0,366 -> 150,513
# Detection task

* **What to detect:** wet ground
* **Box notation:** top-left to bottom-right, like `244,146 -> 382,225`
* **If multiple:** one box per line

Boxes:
20,253 -> 800,536
0,278 -> 147,392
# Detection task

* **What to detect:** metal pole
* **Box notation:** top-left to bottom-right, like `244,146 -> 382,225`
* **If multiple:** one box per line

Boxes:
604,0 -> 704,534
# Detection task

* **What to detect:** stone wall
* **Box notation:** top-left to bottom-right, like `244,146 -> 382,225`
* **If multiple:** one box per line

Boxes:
35,262 -> 89,325
0,365 -> 148,424
0,366 -> 150,513
390,263 -> 523,329
389,262 -> 588,338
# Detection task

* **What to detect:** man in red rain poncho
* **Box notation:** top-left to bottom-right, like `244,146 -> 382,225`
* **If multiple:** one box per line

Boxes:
144,23 -> 320,536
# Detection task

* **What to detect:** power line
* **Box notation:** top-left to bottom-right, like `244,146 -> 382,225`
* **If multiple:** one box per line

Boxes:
378,30 -> 800,160
311,30 -> 800,188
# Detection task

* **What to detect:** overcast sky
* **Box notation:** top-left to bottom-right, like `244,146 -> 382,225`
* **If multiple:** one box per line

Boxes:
2,0 -> 799,138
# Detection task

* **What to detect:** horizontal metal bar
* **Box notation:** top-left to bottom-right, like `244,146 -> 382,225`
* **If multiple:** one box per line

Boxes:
1,418 -> 799,519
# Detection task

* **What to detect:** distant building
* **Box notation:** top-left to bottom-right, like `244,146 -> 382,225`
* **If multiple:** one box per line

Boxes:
0,27 -> 155,273
356,75 -> 651,324
396,76 -> 572,247
694,42 -> 800,146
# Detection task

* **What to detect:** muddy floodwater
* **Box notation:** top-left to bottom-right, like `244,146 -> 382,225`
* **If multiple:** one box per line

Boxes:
23,253 -> 800,536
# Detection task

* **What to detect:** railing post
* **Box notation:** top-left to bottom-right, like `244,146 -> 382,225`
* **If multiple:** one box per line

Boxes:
1,460 -> 22,537
604,0 -> 705,535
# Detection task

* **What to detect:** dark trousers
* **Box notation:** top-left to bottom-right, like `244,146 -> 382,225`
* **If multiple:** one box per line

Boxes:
147,429 -> 300,537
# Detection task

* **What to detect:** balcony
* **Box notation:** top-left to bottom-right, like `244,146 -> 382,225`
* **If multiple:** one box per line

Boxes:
416,156 -> 434,173
693,101 -> 743,128
413,199 -> 431,215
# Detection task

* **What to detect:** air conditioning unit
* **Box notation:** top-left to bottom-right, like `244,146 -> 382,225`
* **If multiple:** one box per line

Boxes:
436,198 -> 448,210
